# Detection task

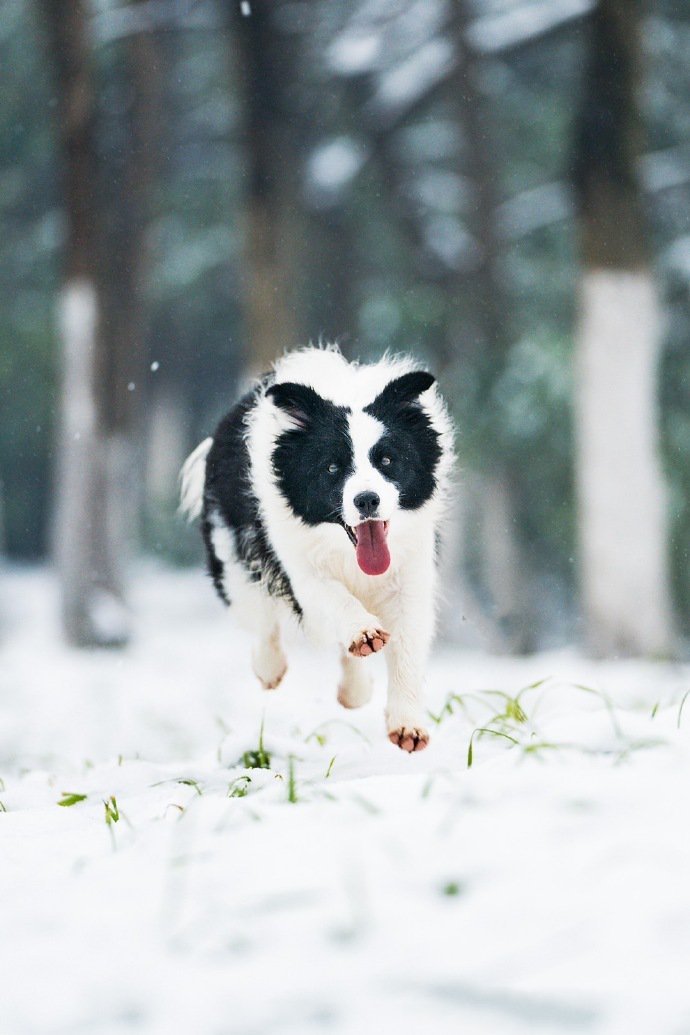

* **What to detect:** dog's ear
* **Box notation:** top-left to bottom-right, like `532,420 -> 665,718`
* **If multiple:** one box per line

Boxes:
266,382 -> 323,430
368,371 -> 435,413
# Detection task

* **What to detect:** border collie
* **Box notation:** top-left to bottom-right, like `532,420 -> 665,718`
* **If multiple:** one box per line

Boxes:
180,347 -> 453,752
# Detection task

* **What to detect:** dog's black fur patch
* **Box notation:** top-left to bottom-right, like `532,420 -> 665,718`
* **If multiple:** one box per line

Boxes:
202,385 -> 302,617
365,373 -> 442,510
200,514 -> 230,605
268,382 -> 354,528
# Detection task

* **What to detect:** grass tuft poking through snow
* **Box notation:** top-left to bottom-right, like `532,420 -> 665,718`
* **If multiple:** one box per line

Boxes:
241,716 -> 272,769
57,791 -> 88,807
467,727 -> 520,768
677,687 -> 690,728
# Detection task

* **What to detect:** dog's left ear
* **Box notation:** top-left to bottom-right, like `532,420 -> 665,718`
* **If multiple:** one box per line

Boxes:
266,382 -> 323,430
368,371 -> 435,413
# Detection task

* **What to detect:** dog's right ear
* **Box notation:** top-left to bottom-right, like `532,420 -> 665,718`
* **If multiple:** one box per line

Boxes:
266,382 -> 322,430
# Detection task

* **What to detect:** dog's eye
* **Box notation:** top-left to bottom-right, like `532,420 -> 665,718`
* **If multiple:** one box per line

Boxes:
327,462 -> 339,474
381,456 -> 391,466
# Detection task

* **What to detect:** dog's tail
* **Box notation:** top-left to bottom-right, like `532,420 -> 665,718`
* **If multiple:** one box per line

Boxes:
179,437 -> 213,522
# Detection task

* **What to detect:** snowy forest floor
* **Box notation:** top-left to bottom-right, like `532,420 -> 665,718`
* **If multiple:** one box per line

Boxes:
1,566 -> 690,1035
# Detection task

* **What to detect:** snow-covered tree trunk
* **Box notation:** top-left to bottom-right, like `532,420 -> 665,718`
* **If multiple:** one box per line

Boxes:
53,279 -> 103,644
42,1 -> 114,644
44,0 -> 154,646
572,0 -> 674,656
576,272 -> 672,654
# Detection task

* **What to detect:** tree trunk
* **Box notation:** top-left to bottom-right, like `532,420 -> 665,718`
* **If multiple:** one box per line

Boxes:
98,15 -> 161,611
0,473 -> 5,557
451,0 -> 534,651
305,205 -> 357,356
234,1 -> 301,374
43,0 -> 158,646
42,0 -> 119,646
572,0 -> 674,656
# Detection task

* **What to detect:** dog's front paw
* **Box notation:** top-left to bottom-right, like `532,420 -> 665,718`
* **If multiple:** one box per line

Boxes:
349,627 -> 390,657
388,725 -> 429,753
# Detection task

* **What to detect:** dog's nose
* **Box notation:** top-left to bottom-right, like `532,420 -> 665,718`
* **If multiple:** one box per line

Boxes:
354,490 -> 380,518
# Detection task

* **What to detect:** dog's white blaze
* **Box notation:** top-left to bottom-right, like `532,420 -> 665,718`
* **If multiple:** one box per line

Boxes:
342,409 -> 398,527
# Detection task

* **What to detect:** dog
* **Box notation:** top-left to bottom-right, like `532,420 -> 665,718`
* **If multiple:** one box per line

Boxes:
180,347 -> 453,751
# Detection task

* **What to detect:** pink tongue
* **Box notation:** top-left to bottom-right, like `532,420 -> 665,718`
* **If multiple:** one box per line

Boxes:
355,521 -> 390,576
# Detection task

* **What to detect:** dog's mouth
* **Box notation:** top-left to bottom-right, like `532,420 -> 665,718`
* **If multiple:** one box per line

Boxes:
344,520 -> 390,576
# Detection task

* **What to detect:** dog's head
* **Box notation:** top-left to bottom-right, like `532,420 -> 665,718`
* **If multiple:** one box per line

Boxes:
266,371 -> 442,575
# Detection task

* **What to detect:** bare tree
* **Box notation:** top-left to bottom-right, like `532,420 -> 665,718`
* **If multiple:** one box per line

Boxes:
572,0 -> 674,655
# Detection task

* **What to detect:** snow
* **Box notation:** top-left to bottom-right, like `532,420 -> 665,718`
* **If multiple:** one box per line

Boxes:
369,38 -> 455,123
664,234 -> 690,278
423,214 -> 479,270
640,144 -> 690,194
92,1 -> 219,46
407,169 -> 472,213
89,585 -> 131,646
2,566 -> 690,1034
497,181 -> 573,240
306,137 -> 367,206
58,279 -> 98,438
327,0 -> 448,78
466,0 -> 594,55
328,30 -> 382,76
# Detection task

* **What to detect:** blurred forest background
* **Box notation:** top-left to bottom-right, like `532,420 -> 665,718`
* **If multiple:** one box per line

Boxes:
0,0 -> 688,656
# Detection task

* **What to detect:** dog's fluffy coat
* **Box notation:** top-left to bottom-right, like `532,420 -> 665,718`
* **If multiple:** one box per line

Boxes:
180,347 -> 453,751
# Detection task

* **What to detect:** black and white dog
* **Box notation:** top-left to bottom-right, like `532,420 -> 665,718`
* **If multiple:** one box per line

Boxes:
180,347 -> 453,752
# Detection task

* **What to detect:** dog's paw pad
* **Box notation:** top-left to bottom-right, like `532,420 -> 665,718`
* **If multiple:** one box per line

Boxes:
388,726 -> 429,753
349,628 -> 390,657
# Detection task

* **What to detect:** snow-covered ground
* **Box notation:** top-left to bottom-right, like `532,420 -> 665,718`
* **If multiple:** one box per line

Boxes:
1,566 -> 690,1035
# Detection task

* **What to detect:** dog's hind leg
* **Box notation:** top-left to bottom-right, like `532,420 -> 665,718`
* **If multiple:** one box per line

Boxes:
241,590 -> 287,691
337,652 -> 374,709
251,611 -> 287,690
222,559 -> 288,690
